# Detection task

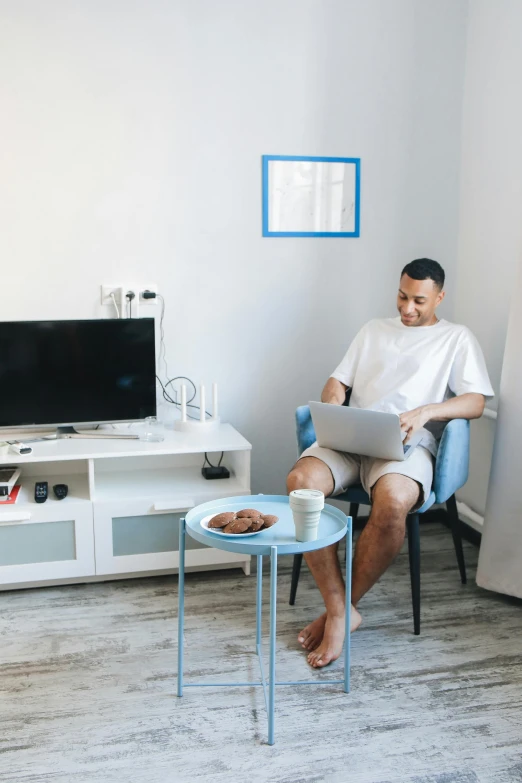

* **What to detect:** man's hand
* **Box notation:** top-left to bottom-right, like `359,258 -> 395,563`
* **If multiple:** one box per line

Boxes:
399,393 -> 486,442
399,406 -> 431,443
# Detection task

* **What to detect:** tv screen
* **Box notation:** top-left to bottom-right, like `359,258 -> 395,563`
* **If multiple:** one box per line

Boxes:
0,319 -> 156,428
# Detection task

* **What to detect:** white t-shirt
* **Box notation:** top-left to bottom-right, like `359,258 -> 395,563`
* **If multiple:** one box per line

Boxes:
331,317 -> 494,456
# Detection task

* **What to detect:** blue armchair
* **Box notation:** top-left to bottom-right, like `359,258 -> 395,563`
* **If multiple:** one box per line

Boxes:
289,405 -> 470,634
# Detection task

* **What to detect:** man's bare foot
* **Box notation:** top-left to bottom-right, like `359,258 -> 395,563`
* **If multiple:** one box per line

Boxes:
298,613 -> 327,651
307,606 -> 362,668
297,607 -> 362,655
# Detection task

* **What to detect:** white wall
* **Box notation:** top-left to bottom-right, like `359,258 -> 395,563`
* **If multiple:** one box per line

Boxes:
454,0 -> 522,522
0,0 -> 468,493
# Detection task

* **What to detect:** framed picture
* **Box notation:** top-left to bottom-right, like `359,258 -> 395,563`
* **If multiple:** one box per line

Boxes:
262,155 -> 360,237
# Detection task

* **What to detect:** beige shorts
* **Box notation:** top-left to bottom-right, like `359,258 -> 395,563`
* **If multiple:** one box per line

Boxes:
298,442 -> 434,508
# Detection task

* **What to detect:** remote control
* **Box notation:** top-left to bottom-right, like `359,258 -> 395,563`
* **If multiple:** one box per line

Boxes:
34,481 -> 48,503
8,441 -> 33,455
53,483 -> 68,500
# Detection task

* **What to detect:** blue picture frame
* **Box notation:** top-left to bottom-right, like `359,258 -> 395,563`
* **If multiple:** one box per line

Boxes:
262,155 -> 361,238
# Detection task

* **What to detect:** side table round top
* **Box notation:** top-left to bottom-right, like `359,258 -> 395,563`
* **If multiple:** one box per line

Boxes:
184,494 -> 348,556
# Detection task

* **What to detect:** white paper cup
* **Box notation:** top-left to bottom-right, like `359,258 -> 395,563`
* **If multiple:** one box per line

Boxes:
289,489 -> 325,542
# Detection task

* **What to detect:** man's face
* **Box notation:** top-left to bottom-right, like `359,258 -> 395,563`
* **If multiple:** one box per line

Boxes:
397,274 -> 445,327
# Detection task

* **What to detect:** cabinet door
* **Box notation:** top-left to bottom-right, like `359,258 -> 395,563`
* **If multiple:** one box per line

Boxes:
0,504 -> 95,586
93,500 -> 249,575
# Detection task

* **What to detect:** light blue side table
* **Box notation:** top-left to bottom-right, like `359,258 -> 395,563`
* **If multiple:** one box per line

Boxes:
177,494 -> 352,745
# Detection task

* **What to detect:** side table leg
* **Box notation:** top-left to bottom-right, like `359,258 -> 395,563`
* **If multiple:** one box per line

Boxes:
344,518 -> 352,693
177,517 -> 186,697
256,555 -> 262,648
268,546 -> 277,745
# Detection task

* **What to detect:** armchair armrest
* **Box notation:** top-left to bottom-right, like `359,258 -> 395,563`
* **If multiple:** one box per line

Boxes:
433,418 -> 470,504
296,405 -> 316,456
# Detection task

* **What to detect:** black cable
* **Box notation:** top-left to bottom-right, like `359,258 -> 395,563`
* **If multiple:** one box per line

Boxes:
204,451 -> 224,468
156,375 -> 212,419
152,295 -> 211,418
126,291 -> 135,319
165,376 -> 197,404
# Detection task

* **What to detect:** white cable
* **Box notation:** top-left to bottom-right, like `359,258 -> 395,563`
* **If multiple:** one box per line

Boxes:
156,294 -> 169,381
110,292 -> 120,319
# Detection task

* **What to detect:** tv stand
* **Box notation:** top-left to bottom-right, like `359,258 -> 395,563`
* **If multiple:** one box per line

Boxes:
0,422 -> 252,590
56,425 -> 138,440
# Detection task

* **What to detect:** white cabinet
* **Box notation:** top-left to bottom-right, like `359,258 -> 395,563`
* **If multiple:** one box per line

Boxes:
0,424 -> 251,590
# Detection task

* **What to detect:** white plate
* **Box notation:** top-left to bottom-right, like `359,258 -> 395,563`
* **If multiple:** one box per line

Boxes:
200,513 -> 268,537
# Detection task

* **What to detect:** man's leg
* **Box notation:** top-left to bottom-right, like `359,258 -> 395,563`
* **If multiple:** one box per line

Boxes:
286,456 -> 361,657
350,474 -> 421,606
306,473 -> 421,667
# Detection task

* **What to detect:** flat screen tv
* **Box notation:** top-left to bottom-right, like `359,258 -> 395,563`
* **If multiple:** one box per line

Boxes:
0,319 -> 156,429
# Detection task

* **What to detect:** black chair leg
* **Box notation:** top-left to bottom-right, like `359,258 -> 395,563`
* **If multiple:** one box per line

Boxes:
289,554 -> 303,605
446,494 -> 467,585
407,514 -> 421,636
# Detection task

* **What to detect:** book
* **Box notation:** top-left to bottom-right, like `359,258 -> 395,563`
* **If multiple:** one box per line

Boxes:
0,485 -> 21,504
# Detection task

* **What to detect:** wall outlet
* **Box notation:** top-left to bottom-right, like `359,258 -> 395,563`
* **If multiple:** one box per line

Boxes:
101,285 -> 123,306
101,283 -> 159,308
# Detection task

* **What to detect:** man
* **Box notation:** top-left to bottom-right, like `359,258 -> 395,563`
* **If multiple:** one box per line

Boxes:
287,258 -> 494,668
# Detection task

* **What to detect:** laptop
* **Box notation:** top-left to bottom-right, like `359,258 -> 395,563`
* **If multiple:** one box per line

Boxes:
309,401 -> 423,462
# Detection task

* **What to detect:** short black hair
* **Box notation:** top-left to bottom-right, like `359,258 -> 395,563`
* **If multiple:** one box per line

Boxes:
401,258 -> 445,290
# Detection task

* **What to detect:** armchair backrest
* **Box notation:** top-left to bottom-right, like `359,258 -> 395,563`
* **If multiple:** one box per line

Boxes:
295,405 -> 471,503
296,405 -> 316,456
433,418 -> 470,504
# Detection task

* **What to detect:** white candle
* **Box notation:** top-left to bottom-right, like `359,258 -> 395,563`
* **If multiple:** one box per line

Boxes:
200,385 -> 206,422
181,384 -> 187,422
212,382 -> 218,420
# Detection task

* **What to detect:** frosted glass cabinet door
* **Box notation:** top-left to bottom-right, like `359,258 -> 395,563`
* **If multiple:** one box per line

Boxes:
93,500 -> 204,575
93,500 -> 249,576
0,504 -> 95,586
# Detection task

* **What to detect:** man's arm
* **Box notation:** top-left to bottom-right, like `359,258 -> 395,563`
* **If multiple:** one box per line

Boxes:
321,377 -> 348,406
400,393 -> 486,441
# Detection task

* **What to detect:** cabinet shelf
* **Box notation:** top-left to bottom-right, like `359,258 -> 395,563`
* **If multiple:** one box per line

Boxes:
0,474 -> 91,513
93,467 -> 248,505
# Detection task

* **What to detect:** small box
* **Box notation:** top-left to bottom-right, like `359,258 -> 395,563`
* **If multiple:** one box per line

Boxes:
201,466 -> 230,480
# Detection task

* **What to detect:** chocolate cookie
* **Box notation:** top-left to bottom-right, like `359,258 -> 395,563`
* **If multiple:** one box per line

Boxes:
237,517 -> 258,531
223,518 -> 250,534
208,512 -> 236,528
249,518 -> 264,532
260,514 -> 278,528
236,509 -> 262,519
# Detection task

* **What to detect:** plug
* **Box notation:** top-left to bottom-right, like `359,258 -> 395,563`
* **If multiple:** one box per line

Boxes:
125,290 -> 138,318
142,290 -> 157,300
